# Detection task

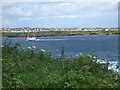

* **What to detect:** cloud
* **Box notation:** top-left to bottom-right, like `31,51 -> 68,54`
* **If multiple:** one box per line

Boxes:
98,2 -> 118,12
19,17 -> 32,21
55,15 -> 77,18
31,2 -> 117,16
2,2 -> 118,28
1,2 -> 16,7
4,7 -> 32,16
1,0 -> 119,2
3,2 -> 118,17
38,17 -> 44,19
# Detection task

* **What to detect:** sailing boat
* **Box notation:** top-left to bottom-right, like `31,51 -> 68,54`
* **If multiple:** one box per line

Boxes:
26,33 -> 37,41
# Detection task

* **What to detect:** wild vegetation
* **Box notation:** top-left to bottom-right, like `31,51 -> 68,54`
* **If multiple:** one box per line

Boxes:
2,43 -> 120,88
2,30 -> 119,38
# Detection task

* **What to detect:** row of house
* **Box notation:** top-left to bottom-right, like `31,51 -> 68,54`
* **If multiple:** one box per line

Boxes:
0,27 -> 114,33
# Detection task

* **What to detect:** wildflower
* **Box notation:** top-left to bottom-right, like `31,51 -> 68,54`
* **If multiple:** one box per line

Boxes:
93,56 -> 96,59
75,54 -> 79,57
79,53 -> 82,56
67,57 -> 70,59
1,45 -> 4,47
88,55 -> 92,58
32,46 -> 36,49
1,59 -> 4,61
40,48 -> 45,52
27,47 -> 31,49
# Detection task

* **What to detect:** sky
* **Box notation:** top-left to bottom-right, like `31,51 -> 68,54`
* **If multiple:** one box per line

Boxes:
1,1 -> 119,28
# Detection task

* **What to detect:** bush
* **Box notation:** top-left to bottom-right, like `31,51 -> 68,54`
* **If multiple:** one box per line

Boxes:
2,44 -> 119,88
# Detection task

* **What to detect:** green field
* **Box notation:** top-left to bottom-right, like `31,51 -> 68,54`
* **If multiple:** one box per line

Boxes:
1,30 -> 119,38
2,43 -> 120,88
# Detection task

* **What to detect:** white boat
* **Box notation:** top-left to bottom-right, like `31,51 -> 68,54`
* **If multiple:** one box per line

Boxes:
26,34 -> 37,41
26,37 -> 37,41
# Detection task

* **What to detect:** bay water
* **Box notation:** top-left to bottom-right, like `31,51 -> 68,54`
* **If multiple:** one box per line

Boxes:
2,35 -> 120,72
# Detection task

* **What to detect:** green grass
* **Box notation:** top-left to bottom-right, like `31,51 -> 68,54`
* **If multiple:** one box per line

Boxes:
2,30 -> 119,37
2,43 -> 120,88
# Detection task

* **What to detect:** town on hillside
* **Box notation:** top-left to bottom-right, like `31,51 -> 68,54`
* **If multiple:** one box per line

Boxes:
0,27 -> 118,33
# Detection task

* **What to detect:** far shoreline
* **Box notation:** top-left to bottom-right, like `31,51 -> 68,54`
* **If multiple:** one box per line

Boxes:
0,33 -> 120,38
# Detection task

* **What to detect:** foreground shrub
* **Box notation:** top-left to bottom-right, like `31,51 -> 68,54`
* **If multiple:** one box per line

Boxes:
2,44 -> 120,88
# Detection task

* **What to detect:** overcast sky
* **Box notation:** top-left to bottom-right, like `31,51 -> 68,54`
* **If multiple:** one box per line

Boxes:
2,2 -> 118,28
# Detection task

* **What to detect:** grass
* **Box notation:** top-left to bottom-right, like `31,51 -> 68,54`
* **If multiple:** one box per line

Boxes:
2,43 -> 120,88
2,30 -> 120,37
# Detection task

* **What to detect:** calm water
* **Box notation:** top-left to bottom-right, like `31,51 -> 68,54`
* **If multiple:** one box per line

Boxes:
2,35 -> 119,61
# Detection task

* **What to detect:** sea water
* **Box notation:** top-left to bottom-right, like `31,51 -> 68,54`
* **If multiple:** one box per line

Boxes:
1,35 -> 120,72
